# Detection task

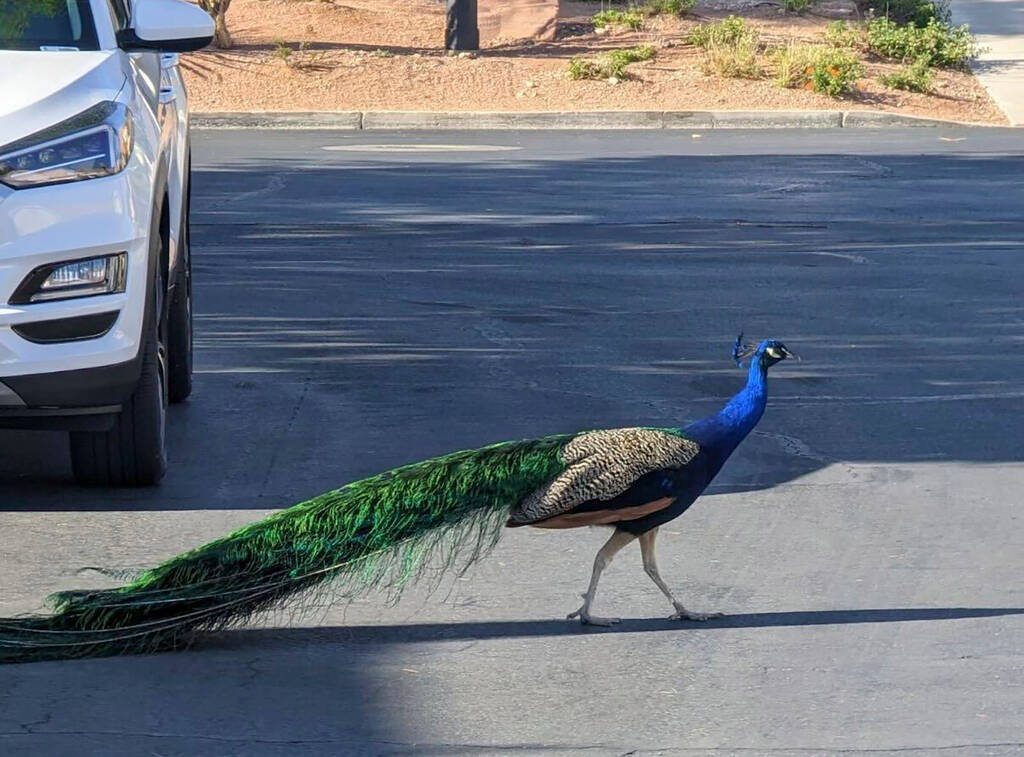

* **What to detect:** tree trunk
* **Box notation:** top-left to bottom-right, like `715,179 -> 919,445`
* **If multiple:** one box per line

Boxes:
196,0 -> 233,49
213,4 -> 232,49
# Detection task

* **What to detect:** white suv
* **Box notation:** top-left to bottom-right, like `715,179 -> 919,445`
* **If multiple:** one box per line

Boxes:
0,0 -> 213,485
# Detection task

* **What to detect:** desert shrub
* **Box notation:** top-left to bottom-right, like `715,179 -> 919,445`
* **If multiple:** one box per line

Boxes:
879,56 -> 935,91
592,9 -> 645,30
772,44 -> 862,96
702,38 -> 763,78
605,44 -> 657,76
611,44 -> 658,62
273,39 -> 293,64
866,17 -> 977,67
689,16 -> 762,78
784,0 -> 812,12
809,48 -> 863,95
772,43 -> 819,87
569,45 -> 657,80
569,57 -> 602,79
867,17 -> 977,67
642,0 -> 697,16
824,20 -> 864,47
687,15 -> 754,49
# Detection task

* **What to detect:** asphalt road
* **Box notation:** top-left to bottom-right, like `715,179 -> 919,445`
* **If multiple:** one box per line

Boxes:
2,128 -> 1023,756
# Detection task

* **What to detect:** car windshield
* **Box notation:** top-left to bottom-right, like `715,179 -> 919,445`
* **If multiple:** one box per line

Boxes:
0,0 -> 100,51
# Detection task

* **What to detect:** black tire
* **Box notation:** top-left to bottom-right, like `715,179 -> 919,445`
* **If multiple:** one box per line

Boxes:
167,169 -> 193,404
69,331 -> 167,486
69,234 -> 169,486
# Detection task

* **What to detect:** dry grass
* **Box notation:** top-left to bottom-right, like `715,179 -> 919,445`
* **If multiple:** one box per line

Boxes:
701,38 -> 763,79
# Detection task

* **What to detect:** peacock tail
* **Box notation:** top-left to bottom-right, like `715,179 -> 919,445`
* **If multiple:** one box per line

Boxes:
0,433 -> 573,664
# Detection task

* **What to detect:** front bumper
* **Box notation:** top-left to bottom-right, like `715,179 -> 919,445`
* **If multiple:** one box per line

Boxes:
0,157 -> 152,424
0,356 -> 142,430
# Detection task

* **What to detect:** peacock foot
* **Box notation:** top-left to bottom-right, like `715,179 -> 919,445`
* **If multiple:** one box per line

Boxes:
567,607 -> 621,626
669,606 -> 724,622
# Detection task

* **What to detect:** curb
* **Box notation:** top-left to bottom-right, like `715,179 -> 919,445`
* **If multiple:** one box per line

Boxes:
192,111 -> 363,129
192,110 -> 997,130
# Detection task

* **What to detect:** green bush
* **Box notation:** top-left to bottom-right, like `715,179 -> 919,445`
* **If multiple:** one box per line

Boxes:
687,15 -> 754,49
569,45 -> 657,80
642,0 -> 697,15
272,39 -> 293,63
619,44 -> 658,60
824,20 -> 863,48
879,56 -> 935,91
568,57 -> 602,79
784,0 -> 812,12
867,17 -> 978,67
772,44 -> 862,96
811,48 -> 863,95
592,9 -> 644,30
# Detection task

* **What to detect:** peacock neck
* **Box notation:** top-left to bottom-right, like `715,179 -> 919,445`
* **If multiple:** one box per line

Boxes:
681,359 -> 767,461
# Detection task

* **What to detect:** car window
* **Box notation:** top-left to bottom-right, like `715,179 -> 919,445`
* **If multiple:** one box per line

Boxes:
0,0 -> 101,51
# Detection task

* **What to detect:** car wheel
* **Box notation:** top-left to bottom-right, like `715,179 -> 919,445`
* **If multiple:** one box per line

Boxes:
69,252 -> 168,487
167,172 -> 193,404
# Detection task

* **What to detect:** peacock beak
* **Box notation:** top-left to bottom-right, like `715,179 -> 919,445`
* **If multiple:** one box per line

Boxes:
780,346 -> 800,361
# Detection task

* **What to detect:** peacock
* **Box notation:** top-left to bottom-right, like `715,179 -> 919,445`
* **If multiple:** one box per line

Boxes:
0,336 -> 794,664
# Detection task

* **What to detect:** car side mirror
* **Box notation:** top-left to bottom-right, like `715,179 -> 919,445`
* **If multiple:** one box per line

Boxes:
117,0 -> 215,52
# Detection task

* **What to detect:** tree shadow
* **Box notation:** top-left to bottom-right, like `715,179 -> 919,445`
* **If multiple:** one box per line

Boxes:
973,58 -> 1024,76
1,143 -> 1023,509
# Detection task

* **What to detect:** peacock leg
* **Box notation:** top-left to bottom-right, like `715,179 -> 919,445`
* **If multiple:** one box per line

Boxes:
638,528 -> 724,622
567,529 -> 636,626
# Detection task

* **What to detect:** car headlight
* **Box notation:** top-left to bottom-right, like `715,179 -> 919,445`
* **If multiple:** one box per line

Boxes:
9,253 -> 128,305
0,102 -> 133,190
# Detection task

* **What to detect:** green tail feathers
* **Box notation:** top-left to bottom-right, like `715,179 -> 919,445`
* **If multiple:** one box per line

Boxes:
0,434 -> 572,664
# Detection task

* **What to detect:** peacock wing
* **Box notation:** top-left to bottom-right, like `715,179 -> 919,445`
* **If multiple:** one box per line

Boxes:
507,427 -> 700,526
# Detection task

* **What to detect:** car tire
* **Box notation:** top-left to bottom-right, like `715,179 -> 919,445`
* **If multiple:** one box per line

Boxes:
167,170 -> 193,404
69,242 -> 169,487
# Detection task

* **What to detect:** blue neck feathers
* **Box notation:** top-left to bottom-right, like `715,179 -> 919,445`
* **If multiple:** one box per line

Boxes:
681,358 -> 767,464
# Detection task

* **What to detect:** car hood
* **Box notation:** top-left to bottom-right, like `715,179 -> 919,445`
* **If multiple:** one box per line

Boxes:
0,51 -> 126,148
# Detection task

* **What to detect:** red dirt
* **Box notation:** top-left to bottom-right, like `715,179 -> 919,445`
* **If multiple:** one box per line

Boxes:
180,0 -> 1007,124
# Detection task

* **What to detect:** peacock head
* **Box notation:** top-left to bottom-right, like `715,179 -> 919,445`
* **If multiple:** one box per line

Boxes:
732,334 -> 797,370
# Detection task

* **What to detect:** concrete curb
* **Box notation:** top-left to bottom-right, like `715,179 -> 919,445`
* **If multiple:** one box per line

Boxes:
193,111 -> 363,129
192,110 -> 998,130
361,110 -> 669,129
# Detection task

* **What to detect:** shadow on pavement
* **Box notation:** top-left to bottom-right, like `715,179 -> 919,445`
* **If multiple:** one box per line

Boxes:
2,148 -> 1023,509
0,642 -> 407,756
216,607 -> 1024,648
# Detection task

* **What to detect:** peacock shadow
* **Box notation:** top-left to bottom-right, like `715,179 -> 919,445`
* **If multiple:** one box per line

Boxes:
201,606 -> 1024,650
